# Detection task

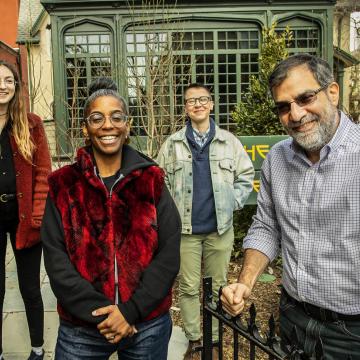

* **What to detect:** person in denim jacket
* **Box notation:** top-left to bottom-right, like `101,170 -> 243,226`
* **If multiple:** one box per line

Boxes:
157,83 -> 254,360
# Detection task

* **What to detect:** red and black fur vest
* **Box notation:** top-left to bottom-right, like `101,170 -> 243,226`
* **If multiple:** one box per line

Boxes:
48,146 -> 172,324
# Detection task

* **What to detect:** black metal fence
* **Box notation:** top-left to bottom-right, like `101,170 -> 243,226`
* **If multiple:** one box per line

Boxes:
201,277 -> 349,360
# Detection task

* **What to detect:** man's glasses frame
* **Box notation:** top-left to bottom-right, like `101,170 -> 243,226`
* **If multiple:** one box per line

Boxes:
85,111 -> 129,129
274,84 -> 329,116
185,96 -> 212,106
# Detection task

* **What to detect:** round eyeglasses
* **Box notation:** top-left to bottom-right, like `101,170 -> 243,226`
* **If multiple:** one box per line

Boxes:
85,112 -> 128,129
185,96 -> 211,106
0,78 -> 16,87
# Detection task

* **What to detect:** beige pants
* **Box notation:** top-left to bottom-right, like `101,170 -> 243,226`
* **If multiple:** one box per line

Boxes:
179,227 -> 234,341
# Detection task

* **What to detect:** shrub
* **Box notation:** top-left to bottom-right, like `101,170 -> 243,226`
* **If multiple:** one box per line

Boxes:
232,24 -> 293,258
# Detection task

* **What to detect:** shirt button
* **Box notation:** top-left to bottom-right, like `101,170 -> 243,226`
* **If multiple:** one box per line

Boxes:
187,228 -> 190,233
189,172 -> 192,176
20,214 -> 26,220
188,190 -> 191,193
16,171 -> 20,176
18,192 -> 23,198
188,155 -> 191,159
2,172 -> 6,175
186,209 -> 190,212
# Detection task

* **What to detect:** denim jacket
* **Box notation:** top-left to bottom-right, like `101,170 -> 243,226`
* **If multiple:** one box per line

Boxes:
157,125 -> 254,235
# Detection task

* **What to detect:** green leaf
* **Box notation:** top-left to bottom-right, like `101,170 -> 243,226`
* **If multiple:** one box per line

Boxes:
258,273 -> 276,283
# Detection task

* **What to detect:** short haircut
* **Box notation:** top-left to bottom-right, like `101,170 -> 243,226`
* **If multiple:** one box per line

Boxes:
268,54 -> 334,93
83,77 -> 129,117
184,83 -> 212,100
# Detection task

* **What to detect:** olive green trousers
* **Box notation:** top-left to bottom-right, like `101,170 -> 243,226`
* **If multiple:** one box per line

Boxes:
179,227 -> 234,341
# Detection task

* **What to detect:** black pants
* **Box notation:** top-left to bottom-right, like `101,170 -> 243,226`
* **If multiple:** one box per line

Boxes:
280,291 -> 360,360
0,220 -> 44,352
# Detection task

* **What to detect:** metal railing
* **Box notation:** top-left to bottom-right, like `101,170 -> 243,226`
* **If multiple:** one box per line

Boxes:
201,277 -> 352,360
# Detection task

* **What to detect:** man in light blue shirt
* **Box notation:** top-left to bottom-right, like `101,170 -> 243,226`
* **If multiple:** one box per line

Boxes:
221,54 -> 360,360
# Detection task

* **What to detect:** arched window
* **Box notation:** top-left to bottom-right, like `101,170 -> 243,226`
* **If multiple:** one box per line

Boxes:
64,22 -> 113,136
277,16 -> 321,56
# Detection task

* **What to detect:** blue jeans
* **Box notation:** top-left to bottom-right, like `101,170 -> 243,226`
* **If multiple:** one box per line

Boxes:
55,312 -> 172,360
280,292 -> 360,360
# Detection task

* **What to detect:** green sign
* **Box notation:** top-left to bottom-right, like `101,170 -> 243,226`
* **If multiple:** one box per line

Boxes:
239,135 -> 288,205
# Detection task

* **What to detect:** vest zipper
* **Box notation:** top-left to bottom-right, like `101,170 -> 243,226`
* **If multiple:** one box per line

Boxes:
109,173 -> 124,305
95,166 -> 124,305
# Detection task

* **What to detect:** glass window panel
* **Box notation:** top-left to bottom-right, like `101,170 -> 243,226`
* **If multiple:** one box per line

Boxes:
228,32 -> 237,40
205,32 -> 213,40
239,41 -> 248,49
65,36 -> 74,45
241,54 -> 249,62
218,32 -> 226,40
250,40 -> 259,48
194,42 -> 204,50
218,41 -> 226,49
228,54 -> 236,62
297,30 -> 307,39
228,64 -> 236,73
240,32 -> 249,40
100,34 -> 110,43
89,45 -> 100,53
88,35 -> 99,43
136,34 -> 146,43
250,54 -> 258,62
76,44 -> 88,53
205,41 -> 214,50
65,45 -> 74,54
241,63 -> 249,72
101,45 -> 110,53
228,41 -> 237,49
241,74 -> 249,83
75,35 -> 87,44
296,39 -> 307,48
136,43 -> 146,52
194,32 -> 204,41
250,31 -> 258,40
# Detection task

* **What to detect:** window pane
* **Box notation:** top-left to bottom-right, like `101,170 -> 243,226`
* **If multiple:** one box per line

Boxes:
126,26 -> 260,132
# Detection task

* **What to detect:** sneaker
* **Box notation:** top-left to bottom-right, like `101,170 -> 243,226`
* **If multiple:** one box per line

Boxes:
183,340 -> 202,360
27,350 -> 44,360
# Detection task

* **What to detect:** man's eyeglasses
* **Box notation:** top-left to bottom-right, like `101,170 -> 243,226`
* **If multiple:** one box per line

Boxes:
274,84 -> 328,116
0,78 -> 16,87
185,96 -> 212,106
85,111 -> 128,129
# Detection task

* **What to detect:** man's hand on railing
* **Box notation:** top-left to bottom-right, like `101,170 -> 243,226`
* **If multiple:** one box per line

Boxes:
220,283 -> 251,317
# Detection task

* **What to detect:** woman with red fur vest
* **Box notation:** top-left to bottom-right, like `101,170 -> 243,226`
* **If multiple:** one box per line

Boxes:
0,61 -> 51,360
41,78 -> 181,359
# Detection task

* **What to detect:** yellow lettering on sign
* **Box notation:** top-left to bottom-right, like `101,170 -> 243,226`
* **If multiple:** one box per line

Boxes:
244,144 -> 270,161
244,145 -> 256,161
256,145 -> 270,159
253,180 -> 260,193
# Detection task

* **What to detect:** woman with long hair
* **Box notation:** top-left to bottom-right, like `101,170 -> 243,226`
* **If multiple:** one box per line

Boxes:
0,60 -> 51,359
41,77 -> 181,359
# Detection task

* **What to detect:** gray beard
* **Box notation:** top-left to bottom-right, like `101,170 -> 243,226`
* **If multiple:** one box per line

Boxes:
288,107 -> 338,153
